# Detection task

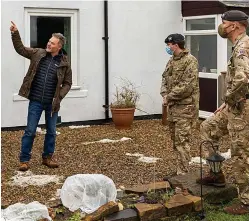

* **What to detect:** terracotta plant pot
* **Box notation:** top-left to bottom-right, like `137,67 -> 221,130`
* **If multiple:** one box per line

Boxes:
111,108 -> 135,129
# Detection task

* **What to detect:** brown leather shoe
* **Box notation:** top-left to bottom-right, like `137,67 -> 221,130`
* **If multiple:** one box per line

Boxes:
42,155 -> 59,168
224,203 -> 249,215
196,170 -> 226,187
19,162 -> 30,171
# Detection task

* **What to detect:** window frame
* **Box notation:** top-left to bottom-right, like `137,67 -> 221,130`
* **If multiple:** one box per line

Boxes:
183,14 -> 228,118
183,15 -> 217,34
24,7 -> 78,86
183,15 -> 219,78
183,14 -> 228,77
185,34 -> 218,73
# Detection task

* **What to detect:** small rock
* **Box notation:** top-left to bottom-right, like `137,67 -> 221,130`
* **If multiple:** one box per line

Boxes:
175,187 -> 182,194
45,198 -> 62,208
117,189 -> 124,199
135,203 -> 166,221
119,185 -> 125,190
118,203 -> 124,211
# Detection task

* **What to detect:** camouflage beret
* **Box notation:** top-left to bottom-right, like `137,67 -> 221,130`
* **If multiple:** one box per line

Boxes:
221,10 -> 248,21
165,33 -> 185,44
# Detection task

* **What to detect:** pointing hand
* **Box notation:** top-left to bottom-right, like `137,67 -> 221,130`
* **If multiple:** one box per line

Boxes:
10,21 -> 18,32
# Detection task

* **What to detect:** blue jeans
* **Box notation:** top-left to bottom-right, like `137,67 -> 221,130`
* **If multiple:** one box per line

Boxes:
20,101 -> 58,162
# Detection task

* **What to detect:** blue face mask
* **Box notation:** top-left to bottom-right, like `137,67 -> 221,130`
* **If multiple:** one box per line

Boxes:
165,46 -> 173,55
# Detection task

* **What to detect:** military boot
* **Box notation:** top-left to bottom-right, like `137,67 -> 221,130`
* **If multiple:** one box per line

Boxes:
42,155 -> 59,168
196,170 -> 226,187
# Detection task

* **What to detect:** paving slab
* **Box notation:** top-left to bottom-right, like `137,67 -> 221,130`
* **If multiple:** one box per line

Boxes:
165,194 -> 193,216
104,209 -> 138,221
135,203 -> 166,221
168,171 -> 238,204
125,181 -> 171,194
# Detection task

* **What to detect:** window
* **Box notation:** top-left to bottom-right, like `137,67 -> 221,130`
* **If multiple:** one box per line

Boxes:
183,15 -> 221,118
183,15 -> 218,75
186,18 -> 215,31
30,16 -> 71,63
24,8 -> 78,86
186,35 -> 217,73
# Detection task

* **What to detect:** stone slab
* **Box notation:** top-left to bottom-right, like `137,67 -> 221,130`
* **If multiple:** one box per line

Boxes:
184,195 -> 202,212
104,209 -> 139,221
168,171 -> 238,204
165,194 -> 193,216
135,203 -> 166,221
84,201 -> 119,221
125,181 -> 171,194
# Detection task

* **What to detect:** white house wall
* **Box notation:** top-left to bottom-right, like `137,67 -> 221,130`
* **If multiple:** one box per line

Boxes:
1,1 -> 182,127
109,1 -> 182,116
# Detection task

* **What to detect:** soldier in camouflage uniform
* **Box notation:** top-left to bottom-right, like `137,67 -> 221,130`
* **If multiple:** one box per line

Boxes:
197,10 -> 249,215
160,34 -> 199,175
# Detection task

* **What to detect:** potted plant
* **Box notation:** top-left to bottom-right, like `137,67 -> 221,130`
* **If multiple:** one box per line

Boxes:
110,79 -> 140,129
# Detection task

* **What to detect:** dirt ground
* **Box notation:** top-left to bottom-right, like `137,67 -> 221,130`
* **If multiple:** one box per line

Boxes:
1,119 -> 230,206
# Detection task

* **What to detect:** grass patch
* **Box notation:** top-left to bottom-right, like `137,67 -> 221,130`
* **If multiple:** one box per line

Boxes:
206,211 -> 249,221
178,199 -> 249,221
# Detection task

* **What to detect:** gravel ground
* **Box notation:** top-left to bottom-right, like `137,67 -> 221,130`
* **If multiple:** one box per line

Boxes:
1,119 -> 230,206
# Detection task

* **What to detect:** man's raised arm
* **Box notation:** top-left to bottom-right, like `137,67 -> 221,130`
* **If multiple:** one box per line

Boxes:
10,21 -> 37,59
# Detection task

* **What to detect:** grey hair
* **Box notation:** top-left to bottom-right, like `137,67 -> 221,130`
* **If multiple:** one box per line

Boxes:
52,33 -> 66,47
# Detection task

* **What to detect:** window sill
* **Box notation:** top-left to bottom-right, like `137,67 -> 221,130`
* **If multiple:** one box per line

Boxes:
13,94 -> 28,102
71,85 -> 82,90
66,88 -> 88,98
199,72 -> 220,79
199,110 -> 213,119
13,87 -> 88,102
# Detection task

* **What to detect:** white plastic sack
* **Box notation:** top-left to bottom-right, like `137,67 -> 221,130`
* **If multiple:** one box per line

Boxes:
60,174 -> 117,213
1,201 -> 51,221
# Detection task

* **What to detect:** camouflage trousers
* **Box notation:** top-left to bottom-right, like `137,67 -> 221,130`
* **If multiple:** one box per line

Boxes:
168,118 -> 194,173
201,100 -> 249,205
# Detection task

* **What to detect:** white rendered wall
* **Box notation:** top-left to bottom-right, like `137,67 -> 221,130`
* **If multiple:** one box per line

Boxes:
108,1 -> 183,117
1,1 -> 182,127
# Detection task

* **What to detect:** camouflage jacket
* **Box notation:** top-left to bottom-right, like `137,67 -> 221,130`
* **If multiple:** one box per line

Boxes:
160,49 -> 199,120
225,32 -> 249,107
